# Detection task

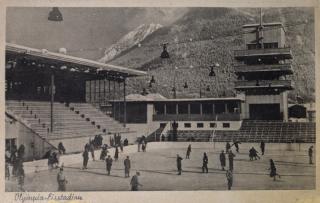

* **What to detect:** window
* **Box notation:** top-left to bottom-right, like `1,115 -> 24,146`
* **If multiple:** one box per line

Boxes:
247,43 -> 262,50
197,123 -> 204,128
223,123 -> 230,128
184,123 -> 191,128
210,123 -> 217,128
264,42 -> 278,49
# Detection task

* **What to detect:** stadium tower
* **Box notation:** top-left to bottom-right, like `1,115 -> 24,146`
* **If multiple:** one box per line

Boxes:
234,12 -> 293,121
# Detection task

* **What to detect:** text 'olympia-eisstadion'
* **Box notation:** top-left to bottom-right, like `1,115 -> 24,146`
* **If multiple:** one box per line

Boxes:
5,10 -> 315,161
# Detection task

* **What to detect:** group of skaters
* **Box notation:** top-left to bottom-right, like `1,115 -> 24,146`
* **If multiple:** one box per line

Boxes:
79,134 -> 143,191
5,144 -> 26,191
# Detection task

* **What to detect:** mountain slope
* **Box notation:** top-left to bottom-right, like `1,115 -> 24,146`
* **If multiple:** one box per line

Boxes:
107,7 -> 315,101
99,23 -> 163,63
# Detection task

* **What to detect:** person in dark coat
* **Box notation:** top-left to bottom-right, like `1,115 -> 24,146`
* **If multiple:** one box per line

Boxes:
249,147 -> 260,161
17,144 -> 25,160
100,144 -> 108,160
57,167 -> 67,191
106,155 -> 113,175
232,141 -> 241,153
226,170 -> 233,190
124,138 -> 129,146
124,156 -> 131,178
226,142 -> 231,153
202,152 -> 208,173
308,146 -> 313,164
141,141 -> 146,152
89,142 -> 95,161
17,163 -> 25,192
268,159 -> 280,181
137,137 -> 141,152
114,147 -> 119,161
82,149 -> 89,170
120,140 -> 124,152
260,140 -> 265,155
186,144 -> 191,159
219,150 -> 226,171
58,142 -> 66,154
130,171 -> 142,191
176,154 -> 183,175
228,150 -> 235,171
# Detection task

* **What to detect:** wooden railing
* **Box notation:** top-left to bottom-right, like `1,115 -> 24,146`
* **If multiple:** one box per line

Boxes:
234,47 -> 292,58
234,63 -> 292,73
235,80 -> 293,88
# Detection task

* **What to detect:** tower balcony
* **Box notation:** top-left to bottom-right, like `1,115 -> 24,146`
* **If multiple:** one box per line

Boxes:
234,63 -> 293,75
234,47 -> 293,60
235,80 -> 294,90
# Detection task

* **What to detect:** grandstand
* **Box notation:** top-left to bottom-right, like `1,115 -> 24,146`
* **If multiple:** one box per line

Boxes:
5,43 -> 146,160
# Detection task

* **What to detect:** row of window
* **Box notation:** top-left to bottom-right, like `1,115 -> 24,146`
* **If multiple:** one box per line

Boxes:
183,122 -> 230,128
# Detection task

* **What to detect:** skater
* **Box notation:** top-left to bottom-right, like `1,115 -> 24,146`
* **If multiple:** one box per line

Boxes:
89,142 -> 95,161
202,152 -> 208,173
120,140 -> 124,152
137,138 -> 141,152
226,142 -> 231,153
228,150 -> 235,171
141,140 -> 146,152
249,147 -> 260,161
124,156 -> 131,178
260,140 -> 265,155
186,144 -> 191,159
114,147 -> 119,161
226,170 -> 233,190
219,150 -> 226,171
5,161 -> 10,180
232,141 -> 241,153
177,154 -> 183,175
106,155 -> 113,175
58,142 -> 66,154
268,159 -> 281,181
124,138 -> 129,146
82,149 -> 89,170
100,144 -> 108,160
308,146 -> 313,164
57,167 -> 67,191
16,162 -> 25,192
130,171 -> 143,191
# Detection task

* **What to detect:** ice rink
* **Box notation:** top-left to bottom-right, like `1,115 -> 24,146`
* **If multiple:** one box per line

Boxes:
5,142 -> 315,191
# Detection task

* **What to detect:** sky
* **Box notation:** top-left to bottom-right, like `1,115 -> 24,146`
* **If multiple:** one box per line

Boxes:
6,7 -> 188,60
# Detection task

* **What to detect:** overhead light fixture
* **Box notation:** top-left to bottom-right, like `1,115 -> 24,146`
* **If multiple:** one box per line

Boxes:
141,88 -> 148,96
209,66 -> 216,77
183,82 -> 188,89
48,7 -> 63,22
150,75 -> 155,84
206,86 -> 210,91
160,43 -> 170,59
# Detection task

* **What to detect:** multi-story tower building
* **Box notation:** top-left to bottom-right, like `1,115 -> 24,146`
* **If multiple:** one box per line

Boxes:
234,22 -> 293,121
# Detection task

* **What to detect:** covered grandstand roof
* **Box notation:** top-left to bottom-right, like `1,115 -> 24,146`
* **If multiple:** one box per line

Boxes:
6,43 -> 146,78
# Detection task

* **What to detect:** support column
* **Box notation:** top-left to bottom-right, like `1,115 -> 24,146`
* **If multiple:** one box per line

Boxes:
93,80 -> 96,104
200,103 -> 203,115
176,103 -> 179,115
50,74 -> 55,133
164,103 -> 167,115
89,80 -> 91,103
224,103 -> 228,113
98,80 -> 101,105
108,80 -> 111,102
212,103 -> 215,114
113,80 -> 116,119
118,82 -> 121,121
123,78 -> 127,127
188,103 -> 191,115
103,79 -> 106,105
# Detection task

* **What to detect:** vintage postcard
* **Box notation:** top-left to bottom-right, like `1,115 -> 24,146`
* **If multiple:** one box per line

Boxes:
1,0 -> 319,202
